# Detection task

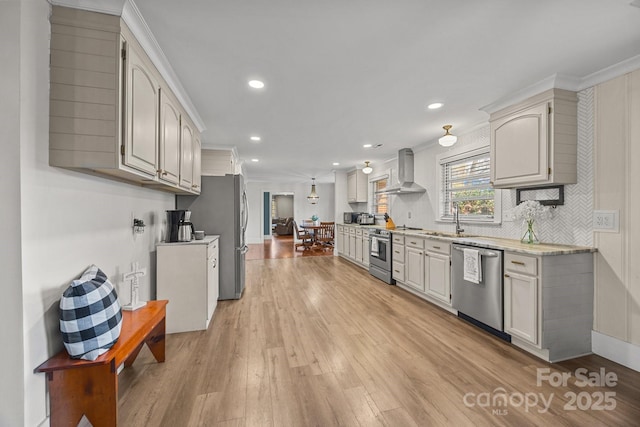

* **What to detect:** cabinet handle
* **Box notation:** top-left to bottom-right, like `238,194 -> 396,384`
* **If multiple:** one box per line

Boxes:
433,246 -> 441,250
157,168 -> 167,176
510,261 -> 526,266
504,274 -> 510,278
394,269 -> 400,273
212,259 -> 217,268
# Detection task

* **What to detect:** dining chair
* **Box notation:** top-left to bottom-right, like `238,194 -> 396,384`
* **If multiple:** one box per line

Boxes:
293,220 -> 313,251
317,221 -> 335,249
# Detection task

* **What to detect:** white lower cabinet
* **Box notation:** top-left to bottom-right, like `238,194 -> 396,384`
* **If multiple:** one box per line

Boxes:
504,252 -> 539,345
405,246 -> 425,292
156,236 -> 219,333
362,229 -> 370,267
355,228 -> 364,264
336,225 -> 345,254
425,252 -> 451,304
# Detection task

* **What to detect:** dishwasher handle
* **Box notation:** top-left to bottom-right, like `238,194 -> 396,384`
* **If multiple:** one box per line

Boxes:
453,246 -> 500,257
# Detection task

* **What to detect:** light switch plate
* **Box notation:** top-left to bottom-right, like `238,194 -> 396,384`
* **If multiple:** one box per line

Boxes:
593,210 -> 619,233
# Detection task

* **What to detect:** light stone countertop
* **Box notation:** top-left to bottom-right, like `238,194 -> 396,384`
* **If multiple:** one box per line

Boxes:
384,229 -> 596,256
156,235 -> 220,246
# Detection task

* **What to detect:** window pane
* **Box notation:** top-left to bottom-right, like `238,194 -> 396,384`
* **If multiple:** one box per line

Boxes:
373,177 -> 388,215
441,152 -> 495,220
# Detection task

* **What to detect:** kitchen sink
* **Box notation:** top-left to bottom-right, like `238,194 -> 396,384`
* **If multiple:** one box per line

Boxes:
417,230 -> 475,238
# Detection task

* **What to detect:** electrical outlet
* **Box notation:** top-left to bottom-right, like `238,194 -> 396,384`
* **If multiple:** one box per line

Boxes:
408,211 -> 412,219
593,210 -> 619,232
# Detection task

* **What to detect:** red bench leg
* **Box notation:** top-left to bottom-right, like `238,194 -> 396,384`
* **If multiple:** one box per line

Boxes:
48,361 -> 117,427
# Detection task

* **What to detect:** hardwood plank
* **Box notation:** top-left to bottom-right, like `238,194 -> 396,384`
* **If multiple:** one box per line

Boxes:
118,257 -> 640,426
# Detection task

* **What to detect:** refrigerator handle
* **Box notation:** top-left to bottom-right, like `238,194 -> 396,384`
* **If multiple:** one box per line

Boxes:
242,190 -> 249,232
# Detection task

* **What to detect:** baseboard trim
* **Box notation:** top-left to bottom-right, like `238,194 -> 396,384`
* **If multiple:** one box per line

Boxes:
592,331 -> 640,372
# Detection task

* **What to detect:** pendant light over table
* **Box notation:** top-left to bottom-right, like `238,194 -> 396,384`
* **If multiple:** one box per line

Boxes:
307,178 -> 319,204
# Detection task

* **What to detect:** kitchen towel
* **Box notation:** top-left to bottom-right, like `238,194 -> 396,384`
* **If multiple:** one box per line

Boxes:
370,236 -> 379,256
463,248 -> 482,284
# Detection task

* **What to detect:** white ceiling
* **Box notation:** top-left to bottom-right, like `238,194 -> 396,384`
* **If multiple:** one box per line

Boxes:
130,0 -> 640,184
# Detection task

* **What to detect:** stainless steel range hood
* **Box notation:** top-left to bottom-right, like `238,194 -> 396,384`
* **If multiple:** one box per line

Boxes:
376,148 -> 426,194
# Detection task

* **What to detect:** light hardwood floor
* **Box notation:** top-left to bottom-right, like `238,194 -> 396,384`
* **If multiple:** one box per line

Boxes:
119,256 -> 640,426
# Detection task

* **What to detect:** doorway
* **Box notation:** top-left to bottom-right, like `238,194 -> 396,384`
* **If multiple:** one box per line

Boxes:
263,192 -> 294,237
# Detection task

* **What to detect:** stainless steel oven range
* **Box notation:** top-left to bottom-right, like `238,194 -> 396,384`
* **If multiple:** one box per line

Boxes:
369,229 -> 394,284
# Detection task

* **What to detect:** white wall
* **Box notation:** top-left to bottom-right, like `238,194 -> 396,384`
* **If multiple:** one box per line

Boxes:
273,195 -> 293,218
1,1 -> 25,426
246,182 -> 335,244
15,2 -> 176,424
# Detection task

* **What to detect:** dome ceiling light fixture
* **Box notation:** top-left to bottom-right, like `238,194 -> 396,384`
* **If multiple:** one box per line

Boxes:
307,178 -> 319,204
439,124 -> 457,147
362,161 -> 373,174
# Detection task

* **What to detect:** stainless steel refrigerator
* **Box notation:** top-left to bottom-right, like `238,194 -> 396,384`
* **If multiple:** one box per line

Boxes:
176,174 -> 248,300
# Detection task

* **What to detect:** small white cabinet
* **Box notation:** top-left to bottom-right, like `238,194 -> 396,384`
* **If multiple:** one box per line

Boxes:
156,236 -> 220,334
347,169 -> 368,203
489,88 -> 577,188
503,252 -> 539,345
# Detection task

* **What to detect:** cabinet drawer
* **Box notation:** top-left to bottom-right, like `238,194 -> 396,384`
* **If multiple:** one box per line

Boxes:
405,237 -> 424,249
349,227 -> 356,235
356,228 -> 363,237
505,253 -> 538,276
392,261 -> 405,282
392,234 -> 405,245
392,245 -> 405,263
425,239 -> 450,255
337,225 -> 344,232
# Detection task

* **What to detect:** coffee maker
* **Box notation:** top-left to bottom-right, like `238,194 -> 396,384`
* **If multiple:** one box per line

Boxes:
178,211 -> 195,242
166,210 -> 185,242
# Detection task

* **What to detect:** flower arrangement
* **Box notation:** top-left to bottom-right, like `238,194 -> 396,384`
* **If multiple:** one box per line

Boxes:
511,200 -> 550,244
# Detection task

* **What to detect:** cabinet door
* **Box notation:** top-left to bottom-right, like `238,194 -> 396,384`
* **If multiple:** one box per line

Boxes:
207,242 -> 219,324
123,43 -> 158,176
192,134 -> 202,193
347,171 -> 357,202
490,102 -> 549,187
158,90 -> 181,184
362,234 -> 370,267
504,272 -> 538,345
425,252 -> 451,304
180,120 -> 194,189
349,234 -> 357,259
356,236 -> 363,263
405,247 -> 425,292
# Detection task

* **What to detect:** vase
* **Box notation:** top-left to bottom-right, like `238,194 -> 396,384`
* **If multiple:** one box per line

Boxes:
521,219 -> 539,244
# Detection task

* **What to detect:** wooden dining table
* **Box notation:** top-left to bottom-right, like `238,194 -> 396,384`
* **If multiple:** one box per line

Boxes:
300,224 -> 322,242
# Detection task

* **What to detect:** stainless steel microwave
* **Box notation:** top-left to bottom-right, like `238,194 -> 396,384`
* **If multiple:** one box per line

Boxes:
343,212 -> 362,224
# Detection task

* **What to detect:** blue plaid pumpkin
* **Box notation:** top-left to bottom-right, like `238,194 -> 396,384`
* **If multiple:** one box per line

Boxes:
59,265 -> 123,360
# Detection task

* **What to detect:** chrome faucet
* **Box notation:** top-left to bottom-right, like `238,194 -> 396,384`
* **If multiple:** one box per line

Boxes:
454,202 -> 464,236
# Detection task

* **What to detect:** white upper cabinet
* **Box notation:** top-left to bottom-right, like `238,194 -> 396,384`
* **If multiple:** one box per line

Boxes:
180,118 -> 194,190
48,6 -> 201,194
123,41 -> 159,176
347,169 -> 368,203
489,88 -> 578,189
158,89 -> 182,185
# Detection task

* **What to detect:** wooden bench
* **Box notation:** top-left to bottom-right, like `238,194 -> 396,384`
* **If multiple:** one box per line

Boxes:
35,300 -> 168,427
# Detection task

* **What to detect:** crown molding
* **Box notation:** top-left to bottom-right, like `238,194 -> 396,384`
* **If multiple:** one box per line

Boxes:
579,54 -> 640,90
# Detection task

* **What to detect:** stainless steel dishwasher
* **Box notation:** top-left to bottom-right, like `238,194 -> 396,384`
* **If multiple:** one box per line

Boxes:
451,243 -> 508,339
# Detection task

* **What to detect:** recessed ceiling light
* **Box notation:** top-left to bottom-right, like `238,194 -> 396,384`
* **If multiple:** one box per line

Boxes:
251,158 -> 259,162
248,80 -> 264,89
427,102 -> 444,110
250,136 -> 261,142
363,144 -> 372,148
332,162 -> 340,166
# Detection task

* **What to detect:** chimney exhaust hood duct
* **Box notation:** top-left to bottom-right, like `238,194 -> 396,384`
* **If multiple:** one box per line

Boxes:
376,148 -> 426,195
